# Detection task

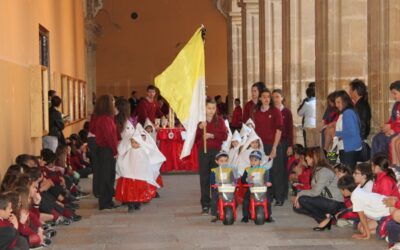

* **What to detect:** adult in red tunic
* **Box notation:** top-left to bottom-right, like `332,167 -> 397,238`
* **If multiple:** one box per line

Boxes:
230,98 -> 243,131
135,85 -> 164,125
242,82 -> 266,123
93,95 -> 119,210
253,89 -> 284,211
272,89 -> 294,199
195,99 -> 228,215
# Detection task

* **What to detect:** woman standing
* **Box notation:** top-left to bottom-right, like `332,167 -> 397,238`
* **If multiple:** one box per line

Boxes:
45,96 -> 66,152
253,89 -> 284,211
293,147 -> 345,231
242,82 -> 266,123
195,99 -> 227,215
335,90 -> 362,169
297,85 -> 317,147
272,89 -> 294,201
93,95 -> 119,210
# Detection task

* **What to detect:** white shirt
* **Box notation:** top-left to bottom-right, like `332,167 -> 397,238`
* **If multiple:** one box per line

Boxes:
297,98 -> 316,128
351,186 -> 390,221
361,180 -> 373,192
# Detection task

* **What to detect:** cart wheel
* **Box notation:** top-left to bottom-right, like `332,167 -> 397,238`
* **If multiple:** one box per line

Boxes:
223,206 -> 234,225
254,206 -> 265,225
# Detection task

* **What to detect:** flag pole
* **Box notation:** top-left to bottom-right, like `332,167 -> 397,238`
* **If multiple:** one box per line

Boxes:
201,26 -> 207,154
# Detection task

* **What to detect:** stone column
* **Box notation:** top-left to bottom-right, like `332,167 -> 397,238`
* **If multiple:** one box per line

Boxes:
240,0 -> 260,100
227,0 -> 244,107
368,0 -> 400,131
287,0 -> 315,124
85,19 -> 98,114
315,0 -> 368,124
259,0 -> 283,90
84,0 -> 103,114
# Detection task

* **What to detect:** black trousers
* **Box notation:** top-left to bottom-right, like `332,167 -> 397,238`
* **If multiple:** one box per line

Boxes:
293,195 -> 345,223
242,188 -> 272,219
47,185 -> 66,202
198,148 -> 218,209
87,137 -> 99,196
339,150 -> 360,170
280,139 -> 290,199
264,143 -> 286,203
211,188 -> 218,216
77,167 -> 92,179
96,146 -> 116,209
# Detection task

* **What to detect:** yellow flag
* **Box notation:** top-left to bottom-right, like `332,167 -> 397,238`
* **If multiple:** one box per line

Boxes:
155,27 -> 206,159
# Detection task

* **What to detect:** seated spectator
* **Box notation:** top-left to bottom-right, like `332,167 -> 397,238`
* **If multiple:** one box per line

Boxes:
372,154 -> 400,199
321,91 -> 339,151
0,193 -> 29,250
353,163 -> 374,192
371,81 -> 400,161
293,147 -> 345,231
337,175 -> 391,240
334,164 -> 353,179
289,144 -> 311,196
70,141 -> 92,179
333,164 -> 358,228
15,155 -> 37,169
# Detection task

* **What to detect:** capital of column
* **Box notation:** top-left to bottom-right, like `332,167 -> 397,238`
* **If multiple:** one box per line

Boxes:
214,0 -> 230,18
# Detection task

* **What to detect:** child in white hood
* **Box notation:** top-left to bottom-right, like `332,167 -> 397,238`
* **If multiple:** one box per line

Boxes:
228,130 -> 242,173
144,118 -> 157,142
236,130 -> 271,177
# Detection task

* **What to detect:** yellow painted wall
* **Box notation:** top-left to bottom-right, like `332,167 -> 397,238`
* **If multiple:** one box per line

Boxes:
0,0 -> 86,178
95,0 -> 228,98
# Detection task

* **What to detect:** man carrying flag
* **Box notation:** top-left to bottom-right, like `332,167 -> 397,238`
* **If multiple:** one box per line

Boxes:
155,27 -> 227,215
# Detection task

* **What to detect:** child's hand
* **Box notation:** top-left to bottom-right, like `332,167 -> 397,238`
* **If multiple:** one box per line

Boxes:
204,133 -> 214,140
383,196 -> 398,207
9,214 -> 18,229
33,192 -> 42,205
199,122 -> 207,130
19,209 -> 29,224
266,182 -> 272,187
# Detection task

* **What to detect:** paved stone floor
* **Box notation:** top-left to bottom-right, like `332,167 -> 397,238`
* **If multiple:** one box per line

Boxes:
49,175 -> 387,250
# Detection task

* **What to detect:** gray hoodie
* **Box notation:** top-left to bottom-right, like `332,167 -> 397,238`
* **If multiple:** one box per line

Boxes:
298,167 -> 343,202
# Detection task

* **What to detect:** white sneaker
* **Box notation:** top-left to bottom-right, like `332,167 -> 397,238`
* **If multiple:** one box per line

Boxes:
336,218 -> 353,228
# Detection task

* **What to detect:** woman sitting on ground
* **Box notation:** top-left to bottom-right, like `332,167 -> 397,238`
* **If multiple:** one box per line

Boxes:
293,147 -> 345,231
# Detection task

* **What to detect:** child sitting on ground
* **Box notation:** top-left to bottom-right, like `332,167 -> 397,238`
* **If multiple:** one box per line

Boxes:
241,150 -> 272,223
334,164 -> 358,228
289,144 -> 311,196
210,151 -> 235,223
337,175 -> 394,241
0,193 -> 29,250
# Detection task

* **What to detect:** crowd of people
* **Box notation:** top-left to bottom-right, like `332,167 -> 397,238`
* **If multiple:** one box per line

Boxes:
198,80 -> 400,249
1,78 -> 400,249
